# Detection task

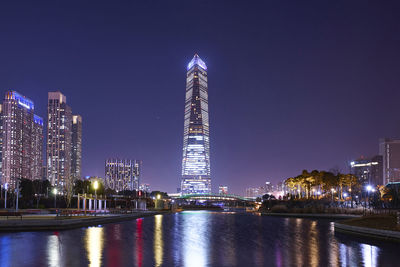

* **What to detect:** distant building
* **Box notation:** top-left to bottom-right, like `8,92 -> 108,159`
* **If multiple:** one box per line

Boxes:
105,159 -> 141,192
1,91 -> 43,189
350,156 -> 383,186
181,54 -> 211,195
379,138 -> 400,184
139,183 -> 150,193
71,115 -> 82,180
47,91 -> 72,189
264,181 -> 273,193
218,185 -> 228,195
245,187 -> 264,198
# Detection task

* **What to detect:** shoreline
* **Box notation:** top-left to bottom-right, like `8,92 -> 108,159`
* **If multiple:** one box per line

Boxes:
334,222 -> 400,242
0,211 -> 166,232
260,212 -> 361,220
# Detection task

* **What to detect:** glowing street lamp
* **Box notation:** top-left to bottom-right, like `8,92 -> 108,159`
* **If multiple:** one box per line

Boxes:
93,181 -> 99,214
53,188 -> 57,209
156,194 -> 161,200
343,193 -> 348,198
4,183 -> 8,209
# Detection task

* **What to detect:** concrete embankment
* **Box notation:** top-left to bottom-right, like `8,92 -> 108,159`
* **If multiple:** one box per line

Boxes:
261,213 -> 361,220
0,211 -> 165,232
334,222 -> 400,242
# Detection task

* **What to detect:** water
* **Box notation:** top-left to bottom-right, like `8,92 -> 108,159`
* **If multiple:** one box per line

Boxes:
0,211 -> 398,266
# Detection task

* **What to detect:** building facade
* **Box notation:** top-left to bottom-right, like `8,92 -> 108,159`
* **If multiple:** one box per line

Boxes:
105,159 -> 141,192
32,115 -> 44,180
379,138 -> 400,184
47,92 -> 72,189
218,185 -> 228,195
350,156 -> 383,186
1,91 -> 43,189
71,115 -> 82,180
181,54 -> 211,194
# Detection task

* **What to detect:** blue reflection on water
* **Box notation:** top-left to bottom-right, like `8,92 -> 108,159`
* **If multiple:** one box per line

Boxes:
0,236 -> 10,267
182,211 -> 210,267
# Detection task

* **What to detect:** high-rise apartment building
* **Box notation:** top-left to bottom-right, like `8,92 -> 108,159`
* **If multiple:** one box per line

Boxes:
1,91 -> 43,189
47,92 -> 72,189
71,115 -> 82,180
379,138 -> 400,184
350,156 -> 383,186
181,54 -> 211,194
32,115 -> 44,180
105,159 -> 141,192
0,104 -> 3,182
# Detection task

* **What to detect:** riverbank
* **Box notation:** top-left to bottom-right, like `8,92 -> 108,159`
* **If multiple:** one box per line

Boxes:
260,212 -> 361,220
334,215 -> 400,242
0,210 -> 165,232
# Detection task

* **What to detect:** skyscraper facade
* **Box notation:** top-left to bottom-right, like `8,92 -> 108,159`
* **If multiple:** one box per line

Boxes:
32,115 -> 44,180
1,91 -> 43,189
181,54 -> 211,194
105,159 -> 141,192
47,91 -> 72,189
379,138 -> 400,184
71,115 -> 82,180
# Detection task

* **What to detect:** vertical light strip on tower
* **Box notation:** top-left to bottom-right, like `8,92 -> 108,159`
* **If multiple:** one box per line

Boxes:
181,54 -> 211,194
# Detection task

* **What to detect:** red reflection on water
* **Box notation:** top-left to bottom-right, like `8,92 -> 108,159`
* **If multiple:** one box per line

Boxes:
135,218 -> 143,267
107,224 -> 121,267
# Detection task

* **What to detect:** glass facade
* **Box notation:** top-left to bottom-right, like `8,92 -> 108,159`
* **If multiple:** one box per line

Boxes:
181,54 -> 211,194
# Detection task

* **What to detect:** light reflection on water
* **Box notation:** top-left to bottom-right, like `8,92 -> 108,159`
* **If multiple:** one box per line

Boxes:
47,234 -> 61,267
154,214 -> 163,267
182,211 -> 210,267
85,227 -> 104,267
0,211 -> 397,266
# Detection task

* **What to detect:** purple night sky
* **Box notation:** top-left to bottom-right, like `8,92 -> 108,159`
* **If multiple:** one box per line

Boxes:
1,1 -> 400,194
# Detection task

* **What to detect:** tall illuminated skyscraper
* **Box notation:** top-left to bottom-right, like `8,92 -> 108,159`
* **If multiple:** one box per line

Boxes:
1,91 -> 43,189
47,91 -> 72,189
71,115 -> 82,180
181,54 -> 211,194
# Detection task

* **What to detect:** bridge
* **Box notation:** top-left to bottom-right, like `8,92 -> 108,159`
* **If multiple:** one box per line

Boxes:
177,194 -> 254,202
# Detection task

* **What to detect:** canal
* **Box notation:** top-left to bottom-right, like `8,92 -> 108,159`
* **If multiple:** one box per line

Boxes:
0,211 -> 398,266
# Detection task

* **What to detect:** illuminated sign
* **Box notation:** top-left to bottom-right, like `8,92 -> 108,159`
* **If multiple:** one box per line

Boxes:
11,91 -> 34,110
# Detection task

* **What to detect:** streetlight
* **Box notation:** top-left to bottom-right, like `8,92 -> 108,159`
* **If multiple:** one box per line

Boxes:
53,188 -> 57,209
366,185 -> 373,210
331,188 -> 335,202
93,181 -> 99,214
4,183 -> 8,209
156,194 -> 161,200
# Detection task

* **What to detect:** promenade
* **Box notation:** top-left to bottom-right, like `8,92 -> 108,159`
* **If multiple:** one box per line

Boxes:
0,210 -> 163,231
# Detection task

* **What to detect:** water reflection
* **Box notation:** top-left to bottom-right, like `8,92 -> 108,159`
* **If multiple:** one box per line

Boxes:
0,212 -> 398,266
47,234 -> 61,267
154,215 -> 163,267
309,221 -> 319,267
183,211 -> 210,267
361,244 -> 379,267
0,236 -> 10,267
85,227 -> 104,267
135,218 -> 143,267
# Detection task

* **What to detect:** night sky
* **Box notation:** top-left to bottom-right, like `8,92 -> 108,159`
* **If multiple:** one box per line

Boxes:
1,1 -> 400,194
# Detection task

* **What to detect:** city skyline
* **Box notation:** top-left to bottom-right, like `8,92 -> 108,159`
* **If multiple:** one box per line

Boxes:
1,1 -> 400,194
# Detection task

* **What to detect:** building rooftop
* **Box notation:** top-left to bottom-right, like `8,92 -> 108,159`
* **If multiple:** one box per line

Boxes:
187,54 -> 207,70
